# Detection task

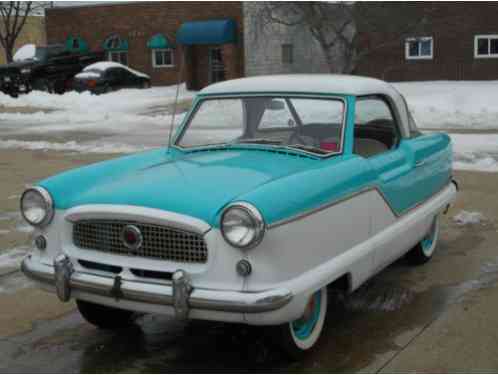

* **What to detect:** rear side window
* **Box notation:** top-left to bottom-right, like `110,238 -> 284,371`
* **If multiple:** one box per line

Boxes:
354,97 -> 400,158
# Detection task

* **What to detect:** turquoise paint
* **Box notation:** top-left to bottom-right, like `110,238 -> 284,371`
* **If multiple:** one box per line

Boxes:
343,96 -> 356,155
367,133 -> 452,214
102,35 -> 129,51
39,147 -> 320,227
65,36 -> 89,54
147,34 -> 174,49
176,19 -> 236,45
292,290 -> 321,340
36,91 -> 453,231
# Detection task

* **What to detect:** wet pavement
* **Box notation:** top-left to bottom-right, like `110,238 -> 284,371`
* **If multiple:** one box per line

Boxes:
0,146 -> 497,372
2,213 -> 498,373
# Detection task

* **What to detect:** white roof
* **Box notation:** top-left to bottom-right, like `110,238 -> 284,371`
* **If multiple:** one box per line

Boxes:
200,74 -> 411,137
201,74 -> 395,96
83,61 -> 150,79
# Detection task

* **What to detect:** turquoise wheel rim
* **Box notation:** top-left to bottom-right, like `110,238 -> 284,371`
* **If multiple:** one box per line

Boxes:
292,290 -> 322,340
421,218 -> 437,253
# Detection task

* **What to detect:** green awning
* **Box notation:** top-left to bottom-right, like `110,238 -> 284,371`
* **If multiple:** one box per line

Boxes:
147,33 -> 174,49
176,19 -> 236,45
102,34 -> 129,51
65,36 -> 89,53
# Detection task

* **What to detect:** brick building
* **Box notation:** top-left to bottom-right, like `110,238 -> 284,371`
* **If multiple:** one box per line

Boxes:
355,2 -> 498,81
244,2 -> 498,81
45,2 -> 244,89
46,2 -> 498,85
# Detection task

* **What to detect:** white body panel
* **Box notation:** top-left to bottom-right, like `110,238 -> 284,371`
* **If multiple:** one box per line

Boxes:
26,182 -> 456,326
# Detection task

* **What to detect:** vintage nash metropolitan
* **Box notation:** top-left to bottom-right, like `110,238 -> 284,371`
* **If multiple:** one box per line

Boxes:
21,75 -> 457,356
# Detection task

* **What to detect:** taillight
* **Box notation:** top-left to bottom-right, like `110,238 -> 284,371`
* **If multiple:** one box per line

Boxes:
86,80 -> 97,88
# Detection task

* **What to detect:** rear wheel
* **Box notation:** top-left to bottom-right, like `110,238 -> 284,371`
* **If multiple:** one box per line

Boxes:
76,299 -> 136,329
407,215 -> 440,265
271,287 -> 327,359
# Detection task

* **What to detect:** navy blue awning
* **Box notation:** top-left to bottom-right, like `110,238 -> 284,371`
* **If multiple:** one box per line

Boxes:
176,19 -> 236,45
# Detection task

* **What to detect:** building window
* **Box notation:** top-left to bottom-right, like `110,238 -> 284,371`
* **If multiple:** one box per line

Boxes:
282,44 -> 293,64
405,37 -> 433,60
108,51 -> 128,65
65,36 -> 89,54
152,49 -> 174,68
474,35 -> 498,58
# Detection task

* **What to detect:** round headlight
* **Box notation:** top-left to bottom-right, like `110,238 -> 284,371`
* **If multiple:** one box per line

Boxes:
221,203 -> 265,249
20,187 -> 54,227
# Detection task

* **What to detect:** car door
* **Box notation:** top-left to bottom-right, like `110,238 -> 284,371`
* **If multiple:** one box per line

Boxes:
105,68 -> 120,89
353,96 -> 419,270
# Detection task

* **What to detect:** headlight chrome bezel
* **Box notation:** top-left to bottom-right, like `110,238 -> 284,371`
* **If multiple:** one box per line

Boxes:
220,202 -> 266,250
20,186 -> 54,227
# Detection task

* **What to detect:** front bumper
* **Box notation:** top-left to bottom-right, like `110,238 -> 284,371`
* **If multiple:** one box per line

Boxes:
21,254 -> 293,319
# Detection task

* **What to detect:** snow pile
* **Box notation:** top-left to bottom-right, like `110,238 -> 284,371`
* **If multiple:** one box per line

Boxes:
0,139 -> 151,154
449,133 -> 498,172
394,81 -> 498,130
13,44 -> 36,62
0,247 -> 28,270
75,71 -> 101,79
453,210 -> 485,225
0,84 -> 193,113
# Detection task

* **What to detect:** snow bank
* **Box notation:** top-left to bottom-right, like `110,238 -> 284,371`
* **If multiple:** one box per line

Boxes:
0,84 -> 194,113
394,81 -> 498,130
0,247 -> 28,270
13,44 -> 36,62
449,133 -> 498,172
453,210 -> 485,225
0,139 -> 151,154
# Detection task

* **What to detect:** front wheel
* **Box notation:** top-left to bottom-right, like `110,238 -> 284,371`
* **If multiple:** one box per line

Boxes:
271,287 -> 328,359
407,214 -> 440,265
76,299 -> 136,329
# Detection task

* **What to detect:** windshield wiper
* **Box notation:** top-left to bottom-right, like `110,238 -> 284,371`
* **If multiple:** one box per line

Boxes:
232,138 -> 283,145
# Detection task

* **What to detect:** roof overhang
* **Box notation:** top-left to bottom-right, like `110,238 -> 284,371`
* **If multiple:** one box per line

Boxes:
176,19 -> 236,45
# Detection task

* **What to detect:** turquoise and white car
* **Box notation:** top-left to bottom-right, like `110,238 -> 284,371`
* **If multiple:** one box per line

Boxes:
21,75 -> 457,357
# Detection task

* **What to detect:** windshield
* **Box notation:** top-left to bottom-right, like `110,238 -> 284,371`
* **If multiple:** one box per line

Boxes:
176,96 -> 345,156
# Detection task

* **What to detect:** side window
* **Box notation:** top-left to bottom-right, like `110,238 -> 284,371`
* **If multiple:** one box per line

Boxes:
354,97 -> 399,158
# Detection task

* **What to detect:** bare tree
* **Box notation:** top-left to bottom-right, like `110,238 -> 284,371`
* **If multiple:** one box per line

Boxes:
0,1 -> 50,63
252,2 -> 436,74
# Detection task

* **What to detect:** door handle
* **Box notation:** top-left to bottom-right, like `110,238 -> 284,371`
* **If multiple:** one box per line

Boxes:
415,160 -> 426,168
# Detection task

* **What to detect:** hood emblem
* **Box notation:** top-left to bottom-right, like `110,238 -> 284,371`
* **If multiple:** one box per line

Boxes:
121,225 -> 143,252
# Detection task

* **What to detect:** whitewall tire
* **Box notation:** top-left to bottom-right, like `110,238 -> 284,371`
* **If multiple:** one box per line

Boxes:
272,287 -> 328,359
408,214 -> 440,265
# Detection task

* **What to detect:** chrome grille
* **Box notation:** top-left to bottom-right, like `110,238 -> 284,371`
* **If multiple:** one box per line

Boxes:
73,220 -> 208,263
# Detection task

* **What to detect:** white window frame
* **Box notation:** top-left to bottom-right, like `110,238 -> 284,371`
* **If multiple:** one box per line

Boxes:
152,48 -> 174,68
474,34 -> 498,59
108,51 -> 128,65
405,37 -> 433,60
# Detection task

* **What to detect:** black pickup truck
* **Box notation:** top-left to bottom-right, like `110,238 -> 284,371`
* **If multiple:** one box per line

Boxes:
0,44 -> 105,97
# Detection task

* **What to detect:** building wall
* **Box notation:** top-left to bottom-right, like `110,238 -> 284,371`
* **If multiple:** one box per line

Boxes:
45,2 -> 244,88
0,16 -> 46,64
243,2 -> 328,77
356,2 -> 498,81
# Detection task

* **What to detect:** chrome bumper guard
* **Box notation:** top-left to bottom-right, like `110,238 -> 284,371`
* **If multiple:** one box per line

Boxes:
21,255 -> 293,318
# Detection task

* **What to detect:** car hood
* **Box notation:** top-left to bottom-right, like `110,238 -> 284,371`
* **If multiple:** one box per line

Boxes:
39,147 -> 318,227
0,60 -> 35,72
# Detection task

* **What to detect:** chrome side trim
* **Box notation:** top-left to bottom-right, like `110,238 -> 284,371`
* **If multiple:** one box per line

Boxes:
268,182 -> 453,229
21,257 -> 292,314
